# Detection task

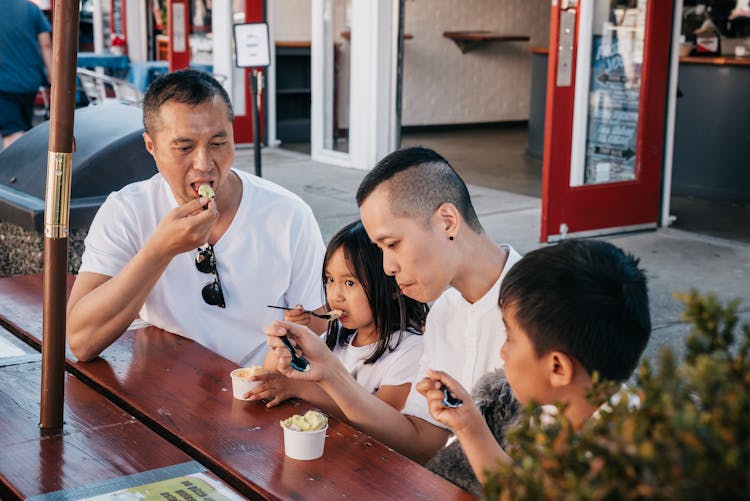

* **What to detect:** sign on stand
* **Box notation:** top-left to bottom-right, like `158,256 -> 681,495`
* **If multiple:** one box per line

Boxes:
234,23 -> 270,177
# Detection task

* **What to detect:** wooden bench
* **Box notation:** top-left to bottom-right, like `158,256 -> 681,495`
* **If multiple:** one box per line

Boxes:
0,274 -> 476,500
0,326 -> 239,500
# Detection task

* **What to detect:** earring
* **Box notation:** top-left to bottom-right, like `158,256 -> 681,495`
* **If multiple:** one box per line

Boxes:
449,236 -> 454,241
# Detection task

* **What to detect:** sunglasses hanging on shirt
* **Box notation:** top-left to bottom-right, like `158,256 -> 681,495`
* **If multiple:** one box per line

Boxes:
195,245 -> 226,308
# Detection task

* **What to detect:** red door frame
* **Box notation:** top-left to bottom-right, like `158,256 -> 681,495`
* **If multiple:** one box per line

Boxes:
540,0 -> 674,242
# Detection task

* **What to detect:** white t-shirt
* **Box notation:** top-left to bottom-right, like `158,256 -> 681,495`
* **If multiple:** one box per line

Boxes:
324,329 -> 424,395
401,245 -> 522,428
79,169 -> 326,366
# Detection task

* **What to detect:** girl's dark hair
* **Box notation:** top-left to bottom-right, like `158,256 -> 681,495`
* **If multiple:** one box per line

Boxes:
323,220 -> 428,364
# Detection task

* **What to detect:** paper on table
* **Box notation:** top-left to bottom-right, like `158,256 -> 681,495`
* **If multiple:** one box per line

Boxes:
80,472 -> 244,501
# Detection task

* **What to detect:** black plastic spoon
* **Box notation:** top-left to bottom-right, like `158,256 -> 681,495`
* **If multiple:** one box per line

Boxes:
279,335 -> 310,372
441,385 -> 463,408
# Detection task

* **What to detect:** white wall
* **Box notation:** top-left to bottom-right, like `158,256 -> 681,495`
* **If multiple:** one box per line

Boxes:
270,0 -> 311,41
270,0 -> 550,127
402,0 -> 549,126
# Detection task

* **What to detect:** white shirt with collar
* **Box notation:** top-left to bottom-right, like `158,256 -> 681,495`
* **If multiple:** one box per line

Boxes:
401,245 -> 523,428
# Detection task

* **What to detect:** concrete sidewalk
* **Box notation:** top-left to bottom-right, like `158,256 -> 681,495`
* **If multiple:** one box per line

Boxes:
235,146 -> 750,364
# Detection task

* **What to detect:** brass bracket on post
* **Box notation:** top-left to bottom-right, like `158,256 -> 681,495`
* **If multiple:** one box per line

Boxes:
44,152 -> 72,239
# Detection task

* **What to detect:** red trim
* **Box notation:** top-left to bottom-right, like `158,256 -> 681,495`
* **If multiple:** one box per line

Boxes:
540,1 -> 674,241
167,0 -> 190,72
108,0 -> 127,54
233,1 -> 266,145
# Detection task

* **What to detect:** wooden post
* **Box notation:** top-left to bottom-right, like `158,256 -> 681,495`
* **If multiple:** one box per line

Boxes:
40,0 -> 79,433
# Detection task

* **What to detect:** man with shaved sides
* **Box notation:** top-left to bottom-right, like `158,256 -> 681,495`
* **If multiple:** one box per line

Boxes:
264,146 -> 521,463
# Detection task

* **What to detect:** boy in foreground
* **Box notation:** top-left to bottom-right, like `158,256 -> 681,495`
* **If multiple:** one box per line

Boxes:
418,239 -> 651,486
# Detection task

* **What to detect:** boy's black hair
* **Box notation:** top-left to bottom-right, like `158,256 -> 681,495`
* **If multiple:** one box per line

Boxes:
142,69 -> 233,135
499,239 -> 651,382
323,220 -> 428,364
355,146 -> 483,233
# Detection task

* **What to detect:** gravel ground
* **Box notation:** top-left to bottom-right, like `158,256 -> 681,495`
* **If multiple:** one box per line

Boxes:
0,221 -> 87,277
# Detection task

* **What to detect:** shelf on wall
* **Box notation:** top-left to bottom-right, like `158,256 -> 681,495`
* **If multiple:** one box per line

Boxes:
443,31 -> 530,54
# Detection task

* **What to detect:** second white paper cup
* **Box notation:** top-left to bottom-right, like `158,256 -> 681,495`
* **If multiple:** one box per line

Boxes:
230,368 -> 261,400
282,425 -> 328,460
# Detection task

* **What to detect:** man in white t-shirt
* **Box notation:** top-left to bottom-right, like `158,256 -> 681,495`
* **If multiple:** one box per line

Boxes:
67,70 -> 327,366
264,146 -> 521,463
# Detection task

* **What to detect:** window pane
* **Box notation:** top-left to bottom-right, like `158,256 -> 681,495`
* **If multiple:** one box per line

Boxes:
583,0 -> 646,185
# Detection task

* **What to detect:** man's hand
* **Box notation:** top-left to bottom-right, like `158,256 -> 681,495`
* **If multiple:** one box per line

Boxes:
67,196 -> 218,362
264,320 -> 336,381
152,197 -> 218,255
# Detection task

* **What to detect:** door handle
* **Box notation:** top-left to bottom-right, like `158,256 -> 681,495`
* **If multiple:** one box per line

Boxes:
556,8 -> 576,87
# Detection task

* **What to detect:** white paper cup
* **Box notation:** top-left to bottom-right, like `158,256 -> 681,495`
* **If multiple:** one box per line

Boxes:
281,424 -> 328,460
230,368 -> 262,400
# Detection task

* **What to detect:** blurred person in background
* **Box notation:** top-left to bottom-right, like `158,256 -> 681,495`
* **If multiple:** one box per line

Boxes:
0,0 -> 53,148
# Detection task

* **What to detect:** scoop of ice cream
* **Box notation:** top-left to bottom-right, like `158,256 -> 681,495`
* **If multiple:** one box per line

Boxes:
327,309 -> 343,320
233,365 -> 266,380
198,184 -> 215,199
280,410 -> 328,432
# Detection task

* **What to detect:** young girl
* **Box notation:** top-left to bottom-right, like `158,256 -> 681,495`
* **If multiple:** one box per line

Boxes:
248,220 -> 428,416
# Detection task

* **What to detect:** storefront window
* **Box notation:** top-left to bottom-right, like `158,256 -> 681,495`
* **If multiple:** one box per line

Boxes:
583,0 -> 646,185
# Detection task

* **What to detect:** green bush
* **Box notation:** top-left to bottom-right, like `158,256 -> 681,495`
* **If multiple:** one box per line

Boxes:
484,290 -> 750,500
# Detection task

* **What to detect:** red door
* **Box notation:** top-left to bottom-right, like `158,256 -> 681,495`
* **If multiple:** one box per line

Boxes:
540,0 -> 673,242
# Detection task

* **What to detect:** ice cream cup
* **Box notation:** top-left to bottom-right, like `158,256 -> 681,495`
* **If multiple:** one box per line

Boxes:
281,424 -> 328,460
230,367 -> 264,400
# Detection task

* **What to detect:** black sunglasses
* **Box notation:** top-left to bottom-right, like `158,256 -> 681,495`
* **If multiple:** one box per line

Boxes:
195,245 -> 226,308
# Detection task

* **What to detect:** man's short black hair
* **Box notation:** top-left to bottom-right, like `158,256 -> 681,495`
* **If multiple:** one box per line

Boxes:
499,239 -> 651,382
356,146 -> 483,233
142,69 -> 233,135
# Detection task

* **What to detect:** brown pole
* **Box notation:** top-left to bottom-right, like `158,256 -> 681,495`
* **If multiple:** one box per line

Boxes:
40,0 -> 80,433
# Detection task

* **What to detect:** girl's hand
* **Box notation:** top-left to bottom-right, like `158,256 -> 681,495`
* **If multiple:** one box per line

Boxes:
416,369 -> 482,434
264,320 -> 335,381
244,372 -> 298,407
284,304 -> 311,326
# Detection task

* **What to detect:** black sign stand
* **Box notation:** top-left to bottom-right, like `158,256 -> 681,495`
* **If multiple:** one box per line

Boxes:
233,22 -> 270,178
249,69 -> 262,177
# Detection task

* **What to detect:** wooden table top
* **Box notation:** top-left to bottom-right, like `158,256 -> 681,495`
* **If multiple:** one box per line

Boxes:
0,349 -> 241,499
0,274 -> 476,500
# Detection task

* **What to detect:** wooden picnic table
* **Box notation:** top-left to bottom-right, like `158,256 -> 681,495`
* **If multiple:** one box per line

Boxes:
0,326 -> 240,500
0,274 -> 476,500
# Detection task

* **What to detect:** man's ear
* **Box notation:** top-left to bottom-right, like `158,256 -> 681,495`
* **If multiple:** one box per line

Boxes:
548,351 -> 575,387
143,131 -> 155,156
434,202 -> 460,238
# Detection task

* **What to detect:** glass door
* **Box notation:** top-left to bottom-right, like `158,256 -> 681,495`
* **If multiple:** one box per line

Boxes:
311,0 -> 398,169
312,0 -> 352,165
541,0 -> 673,242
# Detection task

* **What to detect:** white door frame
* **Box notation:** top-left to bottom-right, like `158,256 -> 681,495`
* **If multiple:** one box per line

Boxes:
311,0 -> 398,169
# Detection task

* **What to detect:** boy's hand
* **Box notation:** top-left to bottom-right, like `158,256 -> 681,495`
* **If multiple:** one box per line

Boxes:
264,320 -> 335,381
417,369 -> 482,434
244,372 -> 298,407
284,304 -> 311,326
